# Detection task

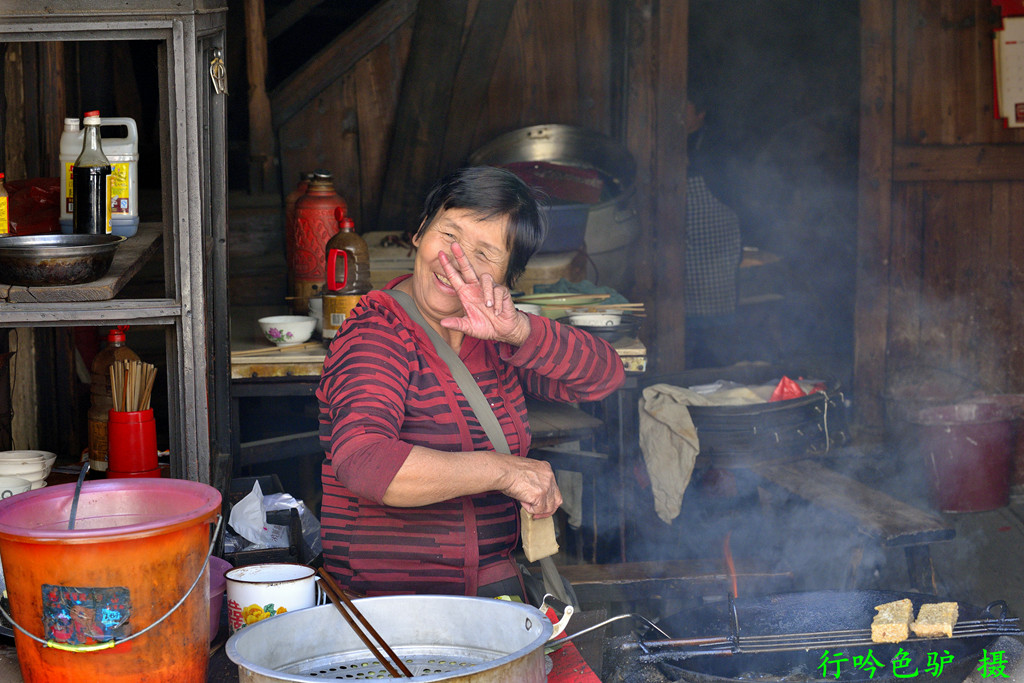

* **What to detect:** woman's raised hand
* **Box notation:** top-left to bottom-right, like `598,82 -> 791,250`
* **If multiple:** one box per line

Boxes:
438,242 -> 531,345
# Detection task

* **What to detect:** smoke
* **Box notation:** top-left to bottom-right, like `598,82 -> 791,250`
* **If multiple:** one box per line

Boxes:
686,0 -> 861,373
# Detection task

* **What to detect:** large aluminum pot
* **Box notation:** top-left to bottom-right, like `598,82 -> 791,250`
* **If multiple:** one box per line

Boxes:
0,233 -> 124,286
226,595 -> 552,682
469,124 -> 640,294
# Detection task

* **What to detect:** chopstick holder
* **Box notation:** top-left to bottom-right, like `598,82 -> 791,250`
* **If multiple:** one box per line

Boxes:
383,290 -> 565,574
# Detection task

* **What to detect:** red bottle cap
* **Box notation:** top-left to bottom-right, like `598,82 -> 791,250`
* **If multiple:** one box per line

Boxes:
106,325 -> 129,343
84,110 -> 100,118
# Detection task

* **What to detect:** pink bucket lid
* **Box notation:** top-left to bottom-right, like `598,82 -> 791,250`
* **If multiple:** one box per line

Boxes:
0,478 -> 221,544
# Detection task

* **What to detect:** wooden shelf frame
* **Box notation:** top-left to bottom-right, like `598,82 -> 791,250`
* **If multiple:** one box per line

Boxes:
0,2 -> 230,485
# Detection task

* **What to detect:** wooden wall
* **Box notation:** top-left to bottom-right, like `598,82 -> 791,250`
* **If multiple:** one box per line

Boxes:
271,0 -> 692,370
856,0 -> 1024,428
272,0 -> 617,234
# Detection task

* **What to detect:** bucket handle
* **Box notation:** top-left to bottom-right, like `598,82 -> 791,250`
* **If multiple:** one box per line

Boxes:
0,513 -> 223,652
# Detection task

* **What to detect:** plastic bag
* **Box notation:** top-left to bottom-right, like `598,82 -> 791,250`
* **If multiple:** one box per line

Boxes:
262,491 -> 323,558
227,481 -> 289,549
769,376 -> 807,402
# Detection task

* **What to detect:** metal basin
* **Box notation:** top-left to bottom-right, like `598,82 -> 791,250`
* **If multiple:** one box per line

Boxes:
0,233 -> 125,286
226,595 -> 552,682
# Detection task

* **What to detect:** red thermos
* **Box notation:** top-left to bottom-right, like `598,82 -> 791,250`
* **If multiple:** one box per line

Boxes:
291,170 -> 346,314
285,172 -> 313,311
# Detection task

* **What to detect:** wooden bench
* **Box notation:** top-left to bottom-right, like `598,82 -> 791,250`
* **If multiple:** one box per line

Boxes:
749,457 -> 955,592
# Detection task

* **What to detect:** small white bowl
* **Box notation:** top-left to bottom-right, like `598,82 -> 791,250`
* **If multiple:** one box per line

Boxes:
568,312 -> 622,327
0,476 -> 32,499
0,460 -> 50,481
514,303 -> 542,315
258,315 -> 317,346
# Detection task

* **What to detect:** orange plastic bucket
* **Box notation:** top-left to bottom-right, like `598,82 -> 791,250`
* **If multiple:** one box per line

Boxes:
0,478 -> 220,682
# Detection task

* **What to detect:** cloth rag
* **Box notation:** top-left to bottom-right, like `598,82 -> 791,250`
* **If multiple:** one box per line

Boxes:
638,382 -> 764,523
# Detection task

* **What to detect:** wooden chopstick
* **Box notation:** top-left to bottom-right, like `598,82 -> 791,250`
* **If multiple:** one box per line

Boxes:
231,341 -> 323,358
316,568 -> 413,678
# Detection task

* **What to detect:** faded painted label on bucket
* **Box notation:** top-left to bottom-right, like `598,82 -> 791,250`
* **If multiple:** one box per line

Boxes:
42,584 -> 131,644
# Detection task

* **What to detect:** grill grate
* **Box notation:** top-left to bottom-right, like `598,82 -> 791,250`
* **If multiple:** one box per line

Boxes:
277,645 -> 501,679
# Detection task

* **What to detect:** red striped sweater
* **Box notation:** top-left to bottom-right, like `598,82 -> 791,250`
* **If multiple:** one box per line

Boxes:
317,276 -> 625,596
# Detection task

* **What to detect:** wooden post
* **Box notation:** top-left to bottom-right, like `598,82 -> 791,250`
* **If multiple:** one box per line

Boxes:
625,0 -> 689,374
853,0 -> 894,429
39,41 -> 65,177
3,44 -> 28,179
245,0 -> 278,194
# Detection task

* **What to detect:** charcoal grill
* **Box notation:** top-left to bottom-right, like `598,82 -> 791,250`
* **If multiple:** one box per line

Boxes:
601,590 -> 1020,683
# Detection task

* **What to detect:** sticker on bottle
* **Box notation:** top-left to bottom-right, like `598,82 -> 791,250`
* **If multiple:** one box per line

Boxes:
109,162 -> 130,214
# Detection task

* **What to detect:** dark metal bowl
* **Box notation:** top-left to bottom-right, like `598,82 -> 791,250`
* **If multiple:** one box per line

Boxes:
0,233 -> 125,287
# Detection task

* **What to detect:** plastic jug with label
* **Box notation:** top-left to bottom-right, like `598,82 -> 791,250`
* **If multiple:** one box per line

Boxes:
60,116 -> 139,236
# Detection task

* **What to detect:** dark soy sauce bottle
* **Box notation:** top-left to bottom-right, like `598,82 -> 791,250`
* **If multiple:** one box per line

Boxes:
72,110 -> 112,235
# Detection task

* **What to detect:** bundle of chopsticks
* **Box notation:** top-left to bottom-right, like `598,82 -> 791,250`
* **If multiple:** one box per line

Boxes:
316,568 -> 413,677
109,359 -> 158,412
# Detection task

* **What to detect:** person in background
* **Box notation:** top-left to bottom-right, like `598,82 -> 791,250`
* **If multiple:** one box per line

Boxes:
317,166 -> 625,600
683,82 -> 743,368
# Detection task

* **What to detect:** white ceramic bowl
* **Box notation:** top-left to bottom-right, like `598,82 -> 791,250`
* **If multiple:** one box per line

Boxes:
258,315 -> 317,346
514,303 -> 542,315
0,459 -> 50,482
568,311 -> 622,327
0,476 -> 32,498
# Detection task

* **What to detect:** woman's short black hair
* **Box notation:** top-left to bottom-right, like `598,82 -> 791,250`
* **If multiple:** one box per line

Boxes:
415,166 -> 547,287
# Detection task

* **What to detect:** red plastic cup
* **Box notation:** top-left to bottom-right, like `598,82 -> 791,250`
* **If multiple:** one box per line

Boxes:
107,408 -> 158,474
106,467 -> 161,480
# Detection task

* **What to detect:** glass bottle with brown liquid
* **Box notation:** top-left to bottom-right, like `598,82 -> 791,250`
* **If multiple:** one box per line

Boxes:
72,110 -> 112,235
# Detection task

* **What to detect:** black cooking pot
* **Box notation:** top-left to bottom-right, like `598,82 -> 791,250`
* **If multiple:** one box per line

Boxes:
615,590 -> 1004,683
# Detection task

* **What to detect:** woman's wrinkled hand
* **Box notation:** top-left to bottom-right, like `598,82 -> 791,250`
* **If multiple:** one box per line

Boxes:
496,453 -> 563,518
438,242 -> 531,346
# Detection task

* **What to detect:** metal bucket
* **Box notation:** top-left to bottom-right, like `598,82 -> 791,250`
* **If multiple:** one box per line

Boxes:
226,595 -> 552,682
911,398 -> 1015,512
469,124 -> 640,294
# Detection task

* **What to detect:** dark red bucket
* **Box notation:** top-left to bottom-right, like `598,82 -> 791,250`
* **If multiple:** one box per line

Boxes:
912,399 -> 1015,512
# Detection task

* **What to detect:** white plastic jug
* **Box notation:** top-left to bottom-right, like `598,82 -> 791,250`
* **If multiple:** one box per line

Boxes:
60,116 -> 140,237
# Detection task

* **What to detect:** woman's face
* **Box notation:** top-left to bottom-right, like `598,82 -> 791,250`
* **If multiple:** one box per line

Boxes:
410,207 -> 511,321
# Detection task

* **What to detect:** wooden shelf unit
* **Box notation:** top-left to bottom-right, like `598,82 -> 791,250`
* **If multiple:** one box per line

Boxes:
0,1 -> 230,485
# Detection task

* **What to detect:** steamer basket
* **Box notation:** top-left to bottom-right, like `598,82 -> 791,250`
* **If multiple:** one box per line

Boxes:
226,595 -> 552,682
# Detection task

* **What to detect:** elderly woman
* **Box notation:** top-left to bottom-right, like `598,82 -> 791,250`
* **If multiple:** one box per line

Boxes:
317,166 -> 624,599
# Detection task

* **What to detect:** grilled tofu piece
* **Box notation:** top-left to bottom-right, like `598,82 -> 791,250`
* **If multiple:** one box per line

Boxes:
871,598 -> 913,643
911,602 -> 959,638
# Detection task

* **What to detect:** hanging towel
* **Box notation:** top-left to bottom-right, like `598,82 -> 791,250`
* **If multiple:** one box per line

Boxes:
637,382 -> 764,523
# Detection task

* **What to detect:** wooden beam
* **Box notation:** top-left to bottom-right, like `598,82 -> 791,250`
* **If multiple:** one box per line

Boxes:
629,0 -> 688,374
894,144 -> 1024,181
624,0 -> 656,357
270,0 -> 417,129
853,0 -> 895,430
38,41 -> 65,178
245,0 -> 278,194
3,43 -> 27,179
439,0 -> 516,166
377,0 -> 468,233
266,0 -> 326,42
